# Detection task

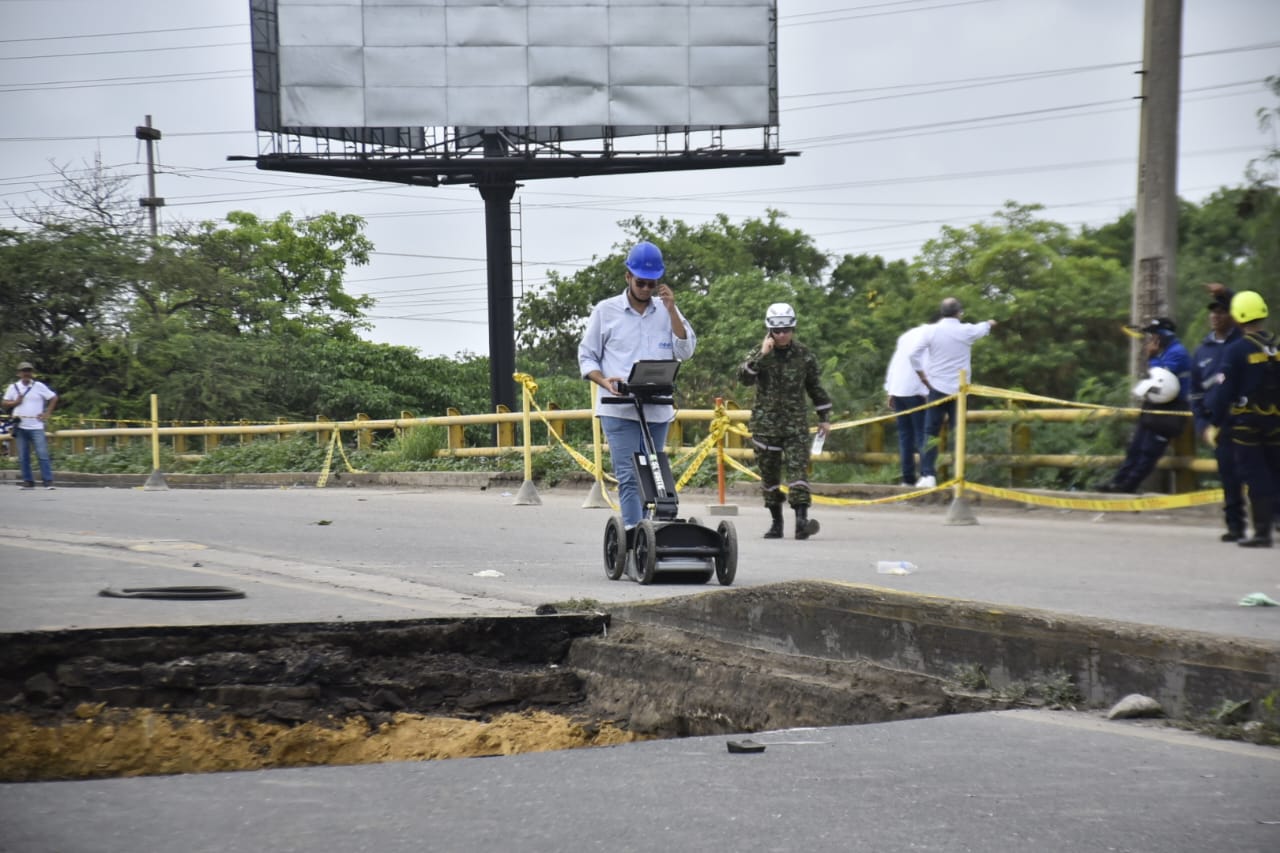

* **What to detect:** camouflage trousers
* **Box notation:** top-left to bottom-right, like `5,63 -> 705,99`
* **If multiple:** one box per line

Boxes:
753,432 -> 811,508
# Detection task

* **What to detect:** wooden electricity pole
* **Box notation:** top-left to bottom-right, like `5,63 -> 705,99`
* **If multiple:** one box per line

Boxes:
1129,0 -> 1182,379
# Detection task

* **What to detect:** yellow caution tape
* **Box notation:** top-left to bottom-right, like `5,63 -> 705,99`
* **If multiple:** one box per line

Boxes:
966,384 -> 1150,416
316,428 -> 364,488
513,372 -> 616,485
825,394 -> 957,434
962,481 -> 1223,511
808,479 -> 960,506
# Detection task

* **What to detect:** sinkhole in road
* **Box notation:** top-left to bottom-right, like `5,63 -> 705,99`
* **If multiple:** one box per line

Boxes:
0,612 -> 998,782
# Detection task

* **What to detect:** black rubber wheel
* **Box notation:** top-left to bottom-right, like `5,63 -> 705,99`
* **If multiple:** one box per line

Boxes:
715,520 -> 738,586
98,586 -> 246,600
634,520 -> 658,585
603,516 -> 627,581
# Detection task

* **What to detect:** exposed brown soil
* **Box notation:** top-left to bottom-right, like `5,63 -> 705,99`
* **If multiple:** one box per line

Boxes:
0,703 -> 643,782
0,610 -> 998,782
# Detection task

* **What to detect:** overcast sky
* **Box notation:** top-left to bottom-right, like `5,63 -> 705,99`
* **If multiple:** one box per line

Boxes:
2,0 -> 1277,358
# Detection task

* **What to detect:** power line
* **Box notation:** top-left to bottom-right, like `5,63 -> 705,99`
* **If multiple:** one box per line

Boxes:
0,23 -> 244,45
0,70 -> 248,95
780,0 -> 994,27
0,41 -> 245,61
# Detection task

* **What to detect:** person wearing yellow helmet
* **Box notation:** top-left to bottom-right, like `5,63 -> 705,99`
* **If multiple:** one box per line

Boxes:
1208,290 -> 1280,548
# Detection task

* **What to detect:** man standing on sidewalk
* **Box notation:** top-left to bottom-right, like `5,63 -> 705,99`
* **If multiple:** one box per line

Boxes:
1190,285 -> 1245,540
1210,291 -> 1280,549
3,361 -> 58,489
884,319 -> 932,487
908,298 -> 998,489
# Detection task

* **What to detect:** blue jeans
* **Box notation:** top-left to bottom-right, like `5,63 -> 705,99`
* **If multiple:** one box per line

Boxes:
920,390 -> 956,478
890,395 -> 926,484
601,416 -> 671,528
16,427 -> 53,485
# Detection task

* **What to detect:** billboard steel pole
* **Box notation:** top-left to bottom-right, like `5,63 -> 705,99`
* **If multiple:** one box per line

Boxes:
479,137 -> 518,418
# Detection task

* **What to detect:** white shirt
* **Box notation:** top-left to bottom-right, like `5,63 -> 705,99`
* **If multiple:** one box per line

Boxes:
578,289 -> 696,423
884,325 -> 930,397
4,379 -> 57,430
908,317 -> 992,394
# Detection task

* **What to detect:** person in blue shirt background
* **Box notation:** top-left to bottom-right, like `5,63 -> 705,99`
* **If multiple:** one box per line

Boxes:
1209,290 -> 1280,548
1099,317 -> 1191,494
1190,286 -> 1245,540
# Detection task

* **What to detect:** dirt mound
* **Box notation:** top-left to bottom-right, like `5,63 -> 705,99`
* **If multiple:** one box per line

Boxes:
0,703 -> 644,782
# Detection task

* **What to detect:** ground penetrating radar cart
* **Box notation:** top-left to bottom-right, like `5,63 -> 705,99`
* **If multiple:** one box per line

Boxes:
601,360 -> 737,586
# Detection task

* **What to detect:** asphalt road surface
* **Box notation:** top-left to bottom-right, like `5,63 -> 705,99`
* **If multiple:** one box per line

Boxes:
1,484 -> 1276,640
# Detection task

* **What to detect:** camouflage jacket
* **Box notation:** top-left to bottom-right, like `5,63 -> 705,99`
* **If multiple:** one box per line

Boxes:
738,339 -> 833,437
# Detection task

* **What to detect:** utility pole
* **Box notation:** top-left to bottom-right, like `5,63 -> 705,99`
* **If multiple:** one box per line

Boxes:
135,115 -> 164,240
1129,0 -> 1182,379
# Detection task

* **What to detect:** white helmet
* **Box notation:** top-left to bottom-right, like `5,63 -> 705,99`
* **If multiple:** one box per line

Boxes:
764,302 -> 797,330
1132,366 -> 1180,404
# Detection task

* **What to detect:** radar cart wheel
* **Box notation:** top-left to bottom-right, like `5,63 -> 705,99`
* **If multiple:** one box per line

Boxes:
715,520 -> 738,586
603,516 -> 627,581
634,520 -> 658,585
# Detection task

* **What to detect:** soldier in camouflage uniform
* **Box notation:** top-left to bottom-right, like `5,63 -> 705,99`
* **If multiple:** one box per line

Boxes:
738,303 -> 833,539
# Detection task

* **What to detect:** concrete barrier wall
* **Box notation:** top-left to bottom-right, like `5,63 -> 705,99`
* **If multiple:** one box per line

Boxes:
613,581 -> 1280,719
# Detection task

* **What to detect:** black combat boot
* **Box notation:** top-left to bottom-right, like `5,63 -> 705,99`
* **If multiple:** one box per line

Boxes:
1239,499 -> 1274,548
794,505 -> 820,540
764,504 -> 784,539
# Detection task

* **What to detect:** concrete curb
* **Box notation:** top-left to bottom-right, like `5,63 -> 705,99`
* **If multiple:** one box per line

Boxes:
612,580 -> 1280,720
1,470 -> 518,489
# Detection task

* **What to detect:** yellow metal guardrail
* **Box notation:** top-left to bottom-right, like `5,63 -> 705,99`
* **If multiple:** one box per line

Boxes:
42,371 -> 1217,513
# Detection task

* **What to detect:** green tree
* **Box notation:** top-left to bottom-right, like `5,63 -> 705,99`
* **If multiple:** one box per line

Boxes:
515,210 -> 830,377
895,203 -> 1131,401
166,211 -> 375,338
0,223 -> 142,413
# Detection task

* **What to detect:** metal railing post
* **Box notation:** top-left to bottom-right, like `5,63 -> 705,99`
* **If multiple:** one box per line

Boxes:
143,394 -> 169,491
513,374 -> 541,505
946,370 -> 978,525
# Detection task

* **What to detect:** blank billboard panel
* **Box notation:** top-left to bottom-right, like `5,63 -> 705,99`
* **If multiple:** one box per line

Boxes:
256,0 -> 775,133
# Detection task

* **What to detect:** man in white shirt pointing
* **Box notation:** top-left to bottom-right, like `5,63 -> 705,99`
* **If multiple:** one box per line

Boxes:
908,297 -> 998,488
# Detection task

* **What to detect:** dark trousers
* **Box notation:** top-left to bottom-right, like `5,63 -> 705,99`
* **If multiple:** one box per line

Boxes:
920,391 -> 955,478
1230,415 -> 1280,539
891,395 -> 926,484
1110,426 -> 1171,491
1214,437 -> 1246,534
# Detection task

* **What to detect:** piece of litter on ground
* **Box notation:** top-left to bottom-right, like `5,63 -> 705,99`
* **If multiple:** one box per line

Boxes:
1238,592 -> 1279,607
726,739 -> 766,754
472,569 -> 504,578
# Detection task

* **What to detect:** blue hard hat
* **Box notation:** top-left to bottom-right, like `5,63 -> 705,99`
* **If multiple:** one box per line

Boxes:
625,241 -> 665,279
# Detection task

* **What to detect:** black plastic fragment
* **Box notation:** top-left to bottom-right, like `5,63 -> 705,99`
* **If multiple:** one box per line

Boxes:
99,586 -> 247,601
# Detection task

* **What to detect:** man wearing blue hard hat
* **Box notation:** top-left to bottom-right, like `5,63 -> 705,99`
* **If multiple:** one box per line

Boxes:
579,240 -> 696,548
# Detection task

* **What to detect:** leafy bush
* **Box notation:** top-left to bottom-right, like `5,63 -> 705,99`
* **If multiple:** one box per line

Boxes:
186,435 -> 329,474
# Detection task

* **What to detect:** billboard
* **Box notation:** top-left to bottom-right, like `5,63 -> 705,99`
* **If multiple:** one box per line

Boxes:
252,0 -> 777,140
